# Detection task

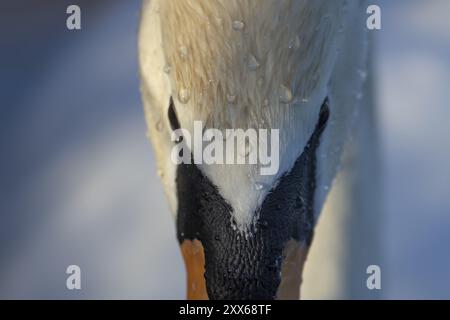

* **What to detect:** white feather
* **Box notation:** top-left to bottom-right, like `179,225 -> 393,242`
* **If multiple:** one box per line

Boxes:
139,0 -> 369,229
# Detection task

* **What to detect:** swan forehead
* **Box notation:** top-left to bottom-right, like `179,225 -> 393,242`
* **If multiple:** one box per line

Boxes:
160,0 -> 347,127
151,0 -> 361,229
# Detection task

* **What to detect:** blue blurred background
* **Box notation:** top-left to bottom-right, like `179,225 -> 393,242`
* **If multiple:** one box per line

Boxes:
0,0 -> 449,299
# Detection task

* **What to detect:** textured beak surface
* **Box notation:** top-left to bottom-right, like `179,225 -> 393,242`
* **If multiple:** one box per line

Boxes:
176,101 -> 329,300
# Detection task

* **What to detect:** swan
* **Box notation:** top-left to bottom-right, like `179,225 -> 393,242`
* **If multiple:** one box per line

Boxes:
139,0 -> 372,300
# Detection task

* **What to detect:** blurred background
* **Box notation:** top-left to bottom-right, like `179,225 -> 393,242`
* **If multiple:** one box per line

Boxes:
0,0 -> 449,299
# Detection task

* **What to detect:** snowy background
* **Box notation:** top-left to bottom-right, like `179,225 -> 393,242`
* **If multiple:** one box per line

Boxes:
0,0 -> 449,299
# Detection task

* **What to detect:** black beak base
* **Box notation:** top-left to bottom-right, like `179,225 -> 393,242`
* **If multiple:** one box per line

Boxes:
176,99 -> 330,300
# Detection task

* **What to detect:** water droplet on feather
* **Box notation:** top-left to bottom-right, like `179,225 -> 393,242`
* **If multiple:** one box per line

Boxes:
279,85 -> 293,104
232,20 -> 245,31
178,88 -> 190,104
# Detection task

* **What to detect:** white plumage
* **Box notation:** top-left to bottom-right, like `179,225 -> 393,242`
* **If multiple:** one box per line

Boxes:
139,0 -> 369,230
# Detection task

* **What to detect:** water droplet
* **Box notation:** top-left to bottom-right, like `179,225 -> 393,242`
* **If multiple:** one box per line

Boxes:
279,84 -> 293,104
254,184 -> 263,191
260,118 -> 268,128
356,92 -> 363,100
288,35 -> 300,49
156,120 -> 164,132
357,69 -> 367,80
214,235 -> 221,241
301,97 -> 309,103
163,64 -> 171,74
179,46 -> 188,60
226,94 -> 236,104
248,55 -> 260,71
232,20 -> 245,31
288,40 -> 294,49
178,88 -> 190,104
253,182 -> 269,191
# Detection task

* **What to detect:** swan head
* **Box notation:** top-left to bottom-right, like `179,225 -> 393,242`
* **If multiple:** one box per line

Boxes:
139,0 -> 369,299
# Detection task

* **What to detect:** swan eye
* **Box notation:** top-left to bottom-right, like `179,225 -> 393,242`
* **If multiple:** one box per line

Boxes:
168,97 -> 180,131
317,98 -> 330,132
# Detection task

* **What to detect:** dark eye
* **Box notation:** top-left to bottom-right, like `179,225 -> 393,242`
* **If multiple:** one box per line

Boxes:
168,97 -> 180,131
317,98 -> 330,131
